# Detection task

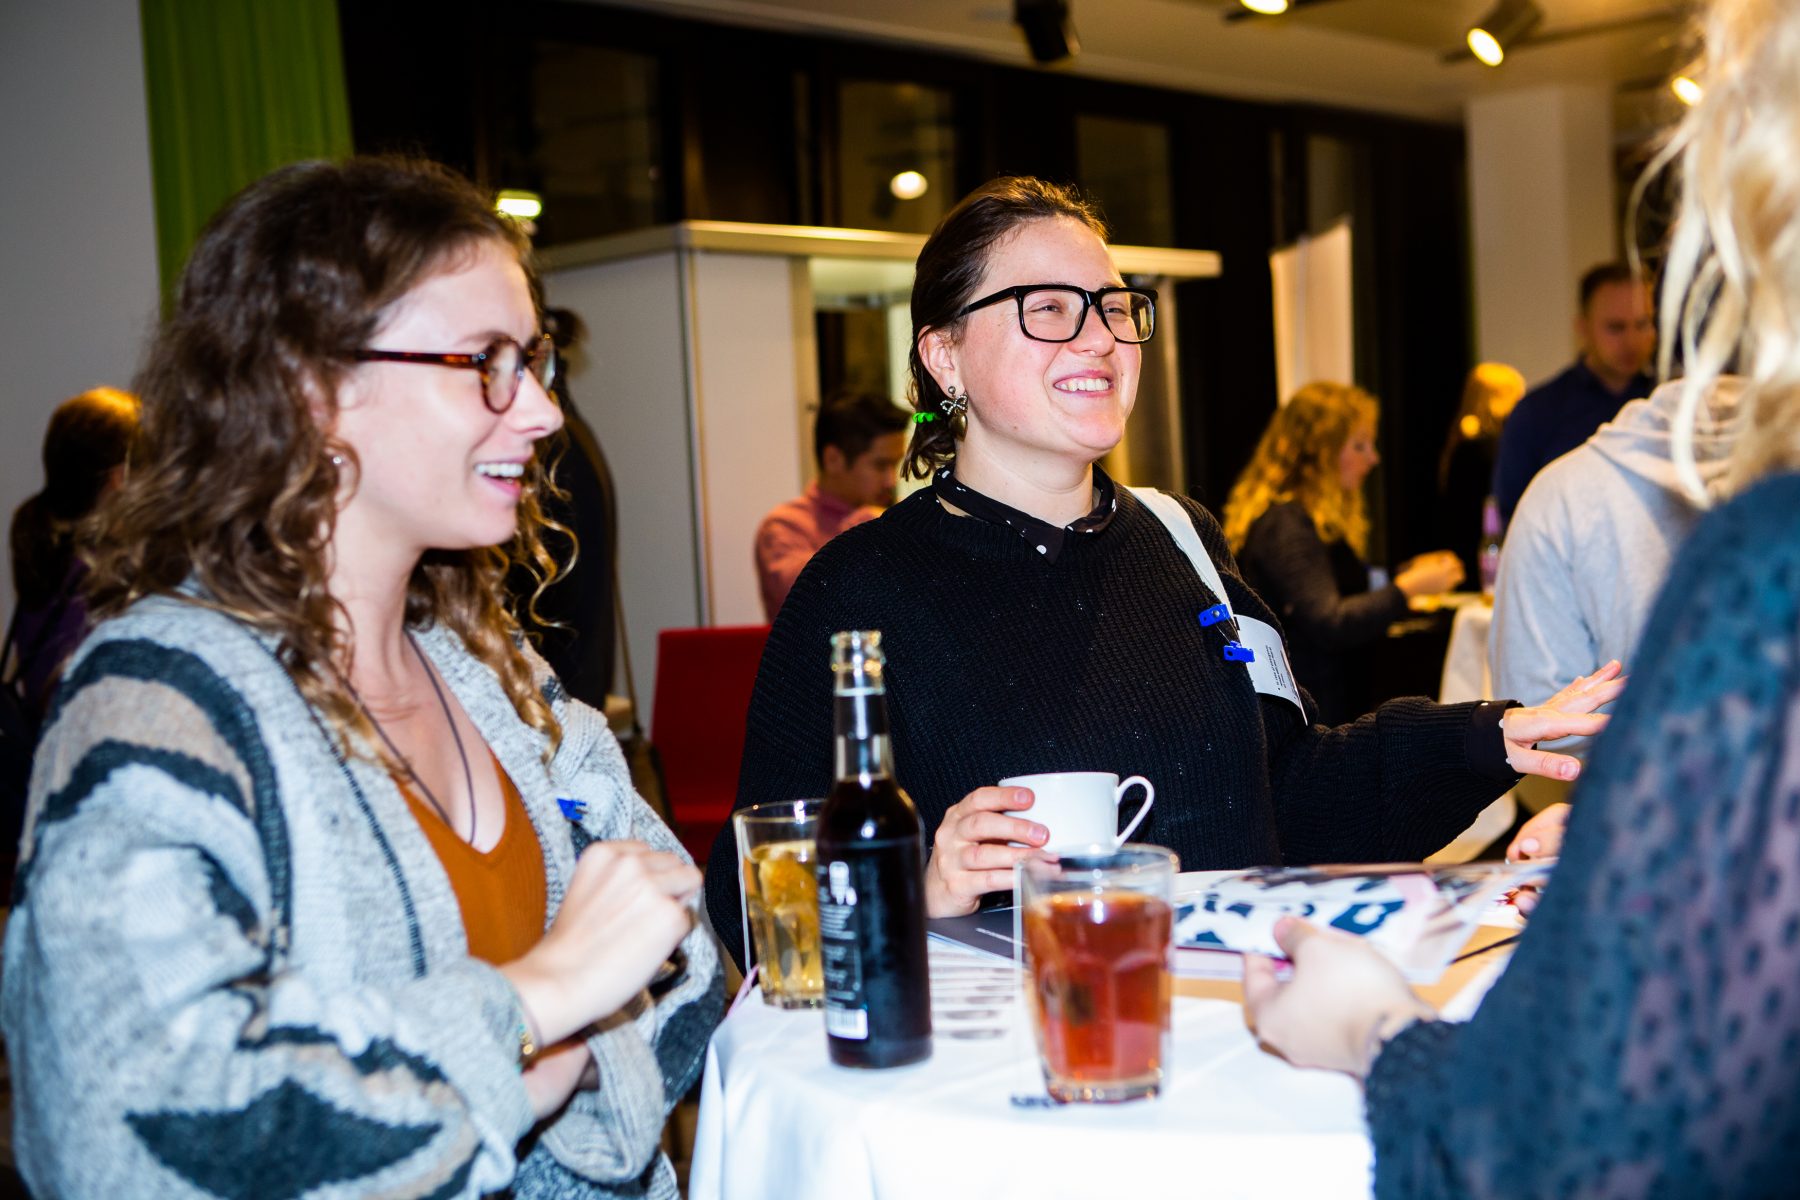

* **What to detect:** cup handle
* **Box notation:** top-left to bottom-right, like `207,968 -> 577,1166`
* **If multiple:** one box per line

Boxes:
1114,776 -> 1155,844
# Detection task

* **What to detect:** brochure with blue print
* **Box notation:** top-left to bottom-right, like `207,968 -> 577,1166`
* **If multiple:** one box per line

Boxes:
926,862 -> 1551,984
1172,860 -> 1552,982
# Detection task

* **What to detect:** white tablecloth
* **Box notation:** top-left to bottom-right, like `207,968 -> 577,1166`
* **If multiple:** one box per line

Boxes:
1427,602 -> 1516,864
1437,601 -> 1494,705
690,943 -> 1374,1200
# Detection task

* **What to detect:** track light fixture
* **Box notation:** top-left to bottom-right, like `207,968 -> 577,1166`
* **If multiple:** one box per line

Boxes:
1240,0 -> 1289,13
1467,0 -> 1544,67
1014,0 -> 1079,66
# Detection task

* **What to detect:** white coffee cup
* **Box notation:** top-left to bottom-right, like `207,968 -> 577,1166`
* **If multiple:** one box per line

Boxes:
998,771 -> 1156,851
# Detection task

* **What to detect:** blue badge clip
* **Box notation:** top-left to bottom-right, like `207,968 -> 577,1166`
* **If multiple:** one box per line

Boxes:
556,798 -> 588,822
1197,603 -> 1231,628
1222,641 -> 1255,664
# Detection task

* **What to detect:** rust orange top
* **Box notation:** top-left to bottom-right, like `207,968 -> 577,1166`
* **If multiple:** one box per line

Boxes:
400,752 -> 548,965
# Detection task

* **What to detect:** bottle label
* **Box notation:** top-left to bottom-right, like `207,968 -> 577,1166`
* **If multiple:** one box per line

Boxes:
819,858 -> 868,1039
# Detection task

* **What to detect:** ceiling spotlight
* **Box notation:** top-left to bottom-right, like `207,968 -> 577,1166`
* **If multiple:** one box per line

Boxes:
1240,0 -> 1289,12
889,171 -> 929,201
495,190 -> 543,220
1466,0 -> 1543,67
1671,75 -> 1704,106
1014,0 -> 1079,66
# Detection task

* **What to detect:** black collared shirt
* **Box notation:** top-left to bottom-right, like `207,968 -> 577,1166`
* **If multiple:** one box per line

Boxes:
931,464 -> 1119,563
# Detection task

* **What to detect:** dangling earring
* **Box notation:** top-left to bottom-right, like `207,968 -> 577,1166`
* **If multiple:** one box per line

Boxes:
941,385 -> 969,438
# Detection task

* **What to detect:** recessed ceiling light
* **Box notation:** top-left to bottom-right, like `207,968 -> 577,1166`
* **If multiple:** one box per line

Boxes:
1466,0 -> 1543,68
889,171 -> 929,201
495,190 -> 542,220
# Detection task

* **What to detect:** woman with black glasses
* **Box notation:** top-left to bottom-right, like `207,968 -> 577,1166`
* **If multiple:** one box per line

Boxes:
2,157 -> 722,1199
703,176 -> 1612,960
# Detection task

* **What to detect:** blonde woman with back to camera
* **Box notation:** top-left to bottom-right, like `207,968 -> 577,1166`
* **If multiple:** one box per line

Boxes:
1224,382 -> 1466,725
1244,0 -> 1800,1193
0,158 -> 723,1199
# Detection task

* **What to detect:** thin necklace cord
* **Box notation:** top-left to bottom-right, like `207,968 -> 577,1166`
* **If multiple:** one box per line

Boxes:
348,632 -> 479,845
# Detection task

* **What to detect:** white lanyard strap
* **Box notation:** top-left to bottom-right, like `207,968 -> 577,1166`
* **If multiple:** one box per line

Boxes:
1127,485 -> 1235,618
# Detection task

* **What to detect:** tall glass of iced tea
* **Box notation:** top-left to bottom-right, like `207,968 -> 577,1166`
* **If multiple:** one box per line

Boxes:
1018,845 -> 1177,1102
734,799 -> 825,1009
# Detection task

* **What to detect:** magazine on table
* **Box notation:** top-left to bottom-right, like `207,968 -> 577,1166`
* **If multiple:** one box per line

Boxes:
926,861 -> 1551,984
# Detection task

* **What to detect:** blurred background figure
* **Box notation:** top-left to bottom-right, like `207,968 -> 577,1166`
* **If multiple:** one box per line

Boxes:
1436,362 -> 1525,584
754,390 -> 908,620
4,386 -> 139,720
1225,381 -> 1464,725
510,307 -> 618,713
1492,262 -> 1656,525
2,385 -> 137,914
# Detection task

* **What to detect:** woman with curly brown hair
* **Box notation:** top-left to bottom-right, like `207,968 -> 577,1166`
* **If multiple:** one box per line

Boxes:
1,158 -> 722,1199
1223,382 -> 1464,724
704,175 -> 1613,965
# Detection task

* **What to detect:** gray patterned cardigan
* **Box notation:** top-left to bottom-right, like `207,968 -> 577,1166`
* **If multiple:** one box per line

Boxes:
1,595 -> 724,1198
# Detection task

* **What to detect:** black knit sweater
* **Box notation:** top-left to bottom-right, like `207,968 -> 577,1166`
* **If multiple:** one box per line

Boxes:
703,486 -> 1515,966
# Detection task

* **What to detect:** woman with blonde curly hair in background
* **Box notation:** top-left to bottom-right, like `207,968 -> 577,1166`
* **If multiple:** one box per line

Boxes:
1245,0 -> 1800,1193
1,157 -> 722,1199
1224,381 -> 1464,724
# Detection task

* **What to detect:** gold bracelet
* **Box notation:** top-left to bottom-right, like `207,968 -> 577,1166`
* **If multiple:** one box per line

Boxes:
498,975 -> 541,1068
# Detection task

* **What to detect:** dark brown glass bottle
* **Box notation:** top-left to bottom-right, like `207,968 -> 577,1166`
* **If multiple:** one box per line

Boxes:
816,630 -> 932,1068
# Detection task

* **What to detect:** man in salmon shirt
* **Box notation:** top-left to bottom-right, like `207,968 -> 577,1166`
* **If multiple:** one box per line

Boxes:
755,391 -> 908,619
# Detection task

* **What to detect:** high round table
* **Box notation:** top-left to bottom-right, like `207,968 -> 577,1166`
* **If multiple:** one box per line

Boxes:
689,923 -> 1514,1200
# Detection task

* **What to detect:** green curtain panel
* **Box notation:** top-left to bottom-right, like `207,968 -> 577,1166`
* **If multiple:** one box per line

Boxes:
140,0 -> 353,298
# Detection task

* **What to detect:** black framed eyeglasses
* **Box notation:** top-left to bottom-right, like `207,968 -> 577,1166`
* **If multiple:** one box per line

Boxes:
957,284 -> 1157,344
353,332 -> 558,413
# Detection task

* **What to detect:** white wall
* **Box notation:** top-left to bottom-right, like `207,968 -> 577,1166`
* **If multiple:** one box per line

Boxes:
547,252 -> 704,714
0,0 -> 160,619
547,247 -> 812,715
1466,85 -> 1617,387
687,251 -> 808,627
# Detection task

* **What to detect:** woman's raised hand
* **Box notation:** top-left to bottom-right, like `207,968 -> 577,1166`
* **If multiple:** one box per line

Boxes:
923,786 -> 1049,917
503,840 -> 698,1051
1501,660 -> 1627,782
1395,550 -> 1466,599
1507,802 -> 1570,863
1504,802 -> 1571,917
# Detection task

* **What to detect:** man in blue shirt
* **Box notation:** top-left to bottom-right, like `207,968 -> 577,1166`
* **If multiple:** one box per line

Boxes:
1491,263 -> 1656,524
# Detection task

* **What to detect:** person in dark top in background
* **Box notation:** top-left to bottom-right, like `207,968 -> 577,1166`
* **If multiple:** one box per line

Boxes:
702,176 -> 1613,969
1491,262 -> 1656,524
509,307 -> 617,710
1224,382 -> 1465,725
4,386 -> 140,719
1245,2 -> 1800,1192
1434,362 -> 1524,581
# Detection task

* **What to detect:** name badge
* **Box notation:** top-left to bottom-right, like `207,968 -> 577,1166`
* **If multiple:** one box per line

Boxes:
1232,614 -> 1305,723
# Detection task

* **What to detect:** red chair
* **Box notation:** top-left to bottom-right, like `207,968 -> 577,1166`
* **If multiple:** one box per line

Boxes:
649,625 -> 771,864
